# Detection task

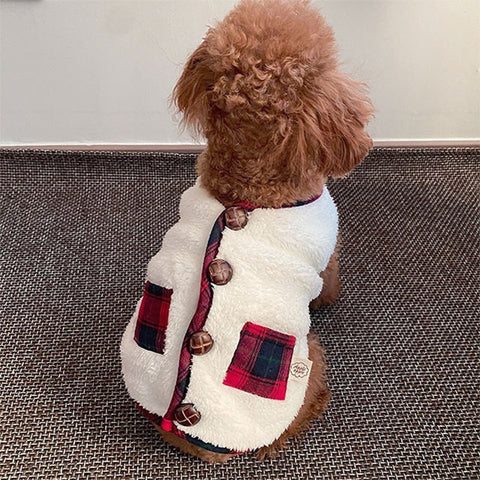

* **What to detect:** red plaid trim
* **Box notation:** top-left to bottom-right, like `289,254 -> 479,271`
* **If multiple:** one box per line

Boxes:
234,189 -> 323,210
134,281 -> 173,354
223,322 -> 296,401
162,211 -> 229,424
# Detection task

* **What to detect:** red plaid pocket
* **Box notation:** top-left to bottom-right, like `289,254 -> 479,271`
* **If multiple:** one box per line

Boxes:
223,322 -> 296,401
134,281 -> 173,354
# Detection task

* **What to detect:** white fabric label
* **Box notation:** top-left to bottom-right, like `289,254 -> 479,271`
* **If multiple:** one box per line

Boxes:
289,357 -> 312,384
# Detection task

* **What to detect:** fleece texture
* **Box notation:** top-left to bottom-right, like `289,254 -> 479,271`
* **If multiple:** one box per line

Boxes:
121,180 -> 338,451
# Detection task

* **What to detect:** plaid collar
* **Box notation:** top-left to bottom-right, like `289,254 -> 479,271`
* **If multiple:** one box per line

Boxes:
233,187 -> 324,211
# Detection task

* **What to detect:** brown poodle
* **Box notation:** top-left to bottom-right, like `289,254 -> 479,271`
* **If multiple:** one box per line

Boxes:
122,0 -> 373,463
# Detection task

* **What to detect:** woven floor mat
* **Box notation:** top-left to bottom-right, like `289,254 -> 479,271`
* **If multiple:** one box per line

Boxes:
0,148 -> 479,479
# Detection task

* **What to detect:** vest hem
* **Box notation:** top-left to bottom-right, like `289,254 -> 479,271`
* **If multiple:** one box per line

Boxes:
135,402 -> 244,455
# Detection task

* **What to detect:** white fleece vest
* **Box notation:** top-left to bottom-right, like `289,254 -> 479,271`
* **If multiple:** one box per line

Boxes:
121,180 -> 338,452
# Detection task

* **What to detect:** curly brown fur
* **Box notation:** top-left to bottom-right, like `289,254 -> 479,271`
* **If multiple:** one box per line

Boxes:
310,239 -> 342,309
173,0 -> 373,207
162,0 -> 373,461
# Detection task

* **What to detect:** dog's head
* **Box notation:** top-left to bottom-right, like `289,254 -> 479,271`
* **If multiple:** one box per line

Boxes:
173,0 -> 373,189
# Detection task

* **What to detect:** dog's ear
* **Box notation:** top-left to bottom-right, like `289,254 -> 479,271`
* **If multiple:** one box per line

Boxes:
172,42 -> 214,138
295,70 -> 374,178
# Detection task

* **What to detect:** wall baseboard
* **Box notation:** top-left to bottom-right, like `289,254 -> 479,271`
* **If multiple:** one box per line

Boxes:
1,139 -> 479,152
372,139 -> 480,148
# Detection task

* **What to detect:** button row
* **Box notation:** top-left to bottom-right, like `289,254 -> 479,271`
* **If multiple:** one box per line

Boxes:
175,206 -> 248,427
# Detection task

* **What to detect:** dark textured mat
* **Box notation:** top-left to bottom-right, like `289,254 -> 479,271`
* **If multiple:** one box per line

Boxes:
1,147 -> 479,480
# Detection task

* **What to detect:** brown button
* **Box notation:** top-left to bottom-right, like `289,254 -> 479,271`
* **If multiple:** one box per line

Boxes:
208,259 -> 233,285
189,331 -> 214,355
225,206 -> 248,231
174,404 -> 201,427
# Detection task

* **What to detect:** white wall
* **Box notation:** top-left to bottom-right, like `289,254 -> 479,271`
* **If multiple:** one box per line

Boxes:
0,0 -> 479,146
